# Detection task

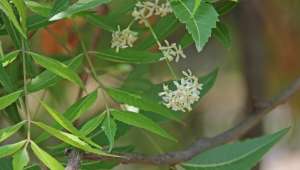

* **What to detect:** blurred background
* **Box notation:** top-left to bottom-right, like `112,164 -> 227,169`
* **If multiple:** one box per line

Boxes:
1,0 -> 300,170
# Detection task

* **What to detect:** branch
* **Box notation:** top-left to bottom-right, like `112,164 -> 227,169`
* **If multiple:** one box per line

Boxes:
83,77 -> 300,165
65,150 -> 81,170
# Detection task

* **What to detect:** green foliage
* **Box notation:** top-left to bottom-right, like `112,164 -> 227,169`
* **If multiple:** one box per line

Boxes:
0,120 -> 26,143
0,90 -> 23,110
0,0 -> 287,169
170,0 -> 219,52
182,128 -> 289,170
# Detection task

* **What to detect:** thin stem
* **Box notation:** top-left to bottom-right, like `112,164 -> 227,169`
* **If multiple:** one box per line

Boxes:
145,20 -> 178,79
73,22 -> 111,112
21,39 -> 31,141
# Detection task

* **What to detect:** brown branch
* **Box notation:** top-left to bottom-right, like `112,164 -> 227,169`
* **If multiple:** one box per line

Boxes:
65,149 -> 81,170
83,76 -> 300,165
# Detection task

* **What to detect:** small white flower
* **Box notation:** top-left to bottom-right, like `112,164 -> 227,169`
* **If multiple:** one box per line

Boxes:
111,25 -> 138,52
159,70 -> 203,112
159,40 -> 186,62
132,0 -> 173,25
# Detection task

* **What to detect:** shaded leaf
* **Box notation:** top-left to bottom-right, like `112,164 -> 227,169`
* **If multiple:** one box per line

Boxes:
30,52 -> 84,88
111,109 -> 177,142
1,50 -> 19,67
30,141 -> 64,170
90,49 -> 163,64
50,0 -> 111,21
213,22 -> 231,48
25,1 -> 51,17
51,0 -> 69,15
171,1 -> 218,52
40,102 -> 101,149
101,113 -> 117,152
12,146 -> 29,170
215,0 -> 238,16
11,0 -> 27,31
107,88 -> 181,123
80,113 -> 105,136
0,90 -> 23,110
0,121 -> 26,143
0,140 -> 26,159
182,128 -> 289,170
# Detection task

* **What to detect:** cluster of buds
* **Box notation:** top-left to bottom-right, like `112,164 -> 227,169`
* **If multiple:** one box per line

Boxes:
159,70 -> 203,112
159,40 -> 186,62
111,26 -> 138,52
132,0 -> 172,26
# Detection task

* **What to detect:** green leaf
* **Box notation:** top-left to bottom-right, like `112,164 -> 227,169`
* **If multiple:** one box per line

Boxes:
0,90 -> 23,110
215,0 -> 238,16
192,0 -> 202,15
80,113 -> 105,136
107,88 -> 181,123
101,113 -> 117,152
35,91 -> 97,143
27,54 -> 83,93
40,102 -> 101,149
81,12 -> 116,32
90,49 -> 163,64
0,121 -> 26,143
170,1 -> 219,52
30,141 -> 64,170
25,1 -> 52,17
12,146 -> 29,170
50,0 -> 111,21
51,0 -> 69,15
1,50 -> 19,67
182,128 -> 289,170
29,52 -> 84,88
11,0 -> 27,31
0,0 -> 27,38
0,140 -> 26,159
111,109 -> 177,142
213,22 -> 231,49
33,122 -> 110,156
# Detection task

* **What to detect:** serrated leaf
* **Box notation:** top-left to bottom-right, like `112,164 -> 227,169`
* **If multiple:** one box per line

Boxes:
40,102 -> 101,149
107,88 -> 181,123
27,54 -> 83,93
35,91 -> 97,143
0,90 -> 23,110
192,0 -> 202,15
111,109 -> 177,142
50,0 -> 111,21
29,52 -> 84,88
170,0 -> 218,52
102,113 -> 117,152
30,141 -> 64,170
12,146 -> 29,170
0,121 -> 26,143
213,22 -> 231,49
33,122 -> 110,156
182,128 -> 289,170
0,0 -> 27,38
0,140 -> 26,159
90,49 -> 163,64
1,50 -> 19,67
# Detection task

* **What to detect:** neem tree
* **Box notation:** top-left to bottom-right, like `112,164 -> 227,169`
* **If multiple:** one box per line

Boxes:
0,0 -> 299,169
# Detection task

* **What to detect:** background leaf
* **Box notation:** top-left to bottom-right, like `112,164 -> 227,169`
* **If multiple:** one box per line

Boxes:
182,128 -> 289,170
0,140 -> 26,159
111,109 -> 177,142
101,113 -> 117,152
0,90 -> 23,110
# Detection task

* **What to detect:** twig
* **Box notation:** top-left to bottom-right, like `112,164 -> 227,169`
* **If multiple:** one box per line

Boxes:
65,149 -> 81,170
82,76 -> 300,165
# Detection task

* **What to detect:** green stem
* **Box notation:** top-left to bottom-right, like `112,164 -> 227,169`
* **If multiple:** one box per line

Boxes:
145,20 -> 178,79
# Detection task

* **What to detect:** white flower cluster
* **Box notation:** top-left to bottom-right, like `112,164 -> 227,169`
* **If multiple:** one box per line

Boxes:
111,26 -> 138,52
159,70 -> 203,112
159,40 -> 186,62
132,0 -> 172,25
